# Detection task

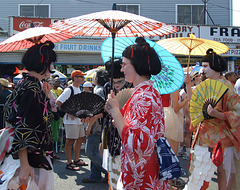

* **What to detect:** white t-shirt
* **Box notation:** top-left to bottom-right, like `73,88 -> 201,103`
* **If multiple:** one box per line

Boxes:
235,79 -> 240,96
57,85 -> 82,125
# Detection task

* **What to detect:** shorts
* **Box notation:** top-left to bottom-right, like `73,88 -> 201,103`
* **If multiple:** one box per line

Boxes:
64,124 -> 85,139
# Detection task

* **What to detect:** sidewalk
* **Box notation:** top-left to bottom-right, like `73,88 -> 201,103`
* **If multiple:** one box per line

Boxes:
53,151 -> 108,190
53,151 -> 218,190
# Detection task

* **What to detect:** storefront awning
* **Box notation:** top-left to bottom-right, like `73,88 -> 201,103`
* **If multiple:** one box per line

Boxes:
0,62 -> 21,64
0,62 -> 104,65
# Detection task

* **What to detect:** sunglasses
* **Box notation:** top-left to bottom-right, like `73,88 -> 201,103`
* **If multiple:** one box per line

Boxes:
113,79 -> 125,85
75,76 -> 84,78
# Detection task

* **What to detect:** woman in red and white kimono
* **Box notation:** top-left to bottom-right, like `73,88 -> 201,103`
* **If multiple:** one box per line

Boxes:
106,37 -> 170,190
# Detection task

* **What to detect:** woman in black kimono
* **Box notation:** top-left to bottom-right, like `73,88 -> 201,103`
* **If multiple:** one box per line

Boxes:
4,41 -> 57,189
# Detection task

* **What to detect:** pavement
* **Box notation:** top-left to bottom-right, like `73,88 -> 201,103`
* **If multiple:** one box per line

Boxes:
53,148 -> 108,190
53,147 -> 218,190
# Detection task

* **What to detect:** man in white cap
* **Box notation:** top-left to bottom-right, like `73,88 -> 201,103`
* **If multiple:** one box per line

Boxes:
83,81 -> 93,93
0,78 -> 12,129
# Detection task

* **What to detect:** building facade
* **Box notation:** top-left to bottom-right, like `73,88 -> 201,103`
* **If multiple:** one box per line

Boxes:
0,0 -> 239,77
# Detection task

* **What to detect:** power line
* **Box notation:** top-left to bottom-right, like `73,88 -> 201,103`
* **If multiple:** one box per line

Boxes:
76,0 -> 109,6
38,0 -> 44,5
208,2 -> 240,13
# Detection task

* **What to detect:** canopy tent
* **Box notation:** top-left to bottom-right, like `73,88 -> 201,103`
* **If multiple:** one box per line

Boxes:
13,69 -> 67,84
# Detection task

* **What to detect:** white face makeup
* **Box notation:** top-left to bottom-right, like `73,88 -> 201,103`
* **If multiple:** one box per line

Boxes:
121,57 -> 137,83
202,62 -> 218,79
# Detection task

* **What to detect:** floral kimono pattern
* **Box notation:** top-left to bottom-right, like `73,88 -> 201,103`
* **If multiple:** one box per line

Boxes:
4,73 -> 54,168
198,76 -> 240,150
120,80 -> 170,190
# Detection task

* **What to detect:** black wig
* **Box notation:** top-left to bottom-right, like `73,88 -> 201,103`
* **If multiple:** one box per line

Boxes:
22,41 -> 57,75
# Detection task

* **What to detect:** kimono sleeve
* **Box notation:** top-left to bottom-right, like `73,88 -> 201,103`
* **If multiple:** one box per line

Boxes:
223,89 -> 240,150
11,88 -> 43,155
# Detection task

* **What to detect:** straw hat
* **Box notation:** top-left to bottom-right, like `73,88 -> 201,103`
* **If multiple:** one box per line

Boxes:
0,78 -> 12,88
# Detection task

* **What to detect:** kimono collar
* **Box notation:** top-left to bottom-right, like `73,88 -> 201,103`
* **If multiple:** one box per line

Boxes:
22,72 -> 42,90
22,72 -> 40,83
132,80 -> 154,94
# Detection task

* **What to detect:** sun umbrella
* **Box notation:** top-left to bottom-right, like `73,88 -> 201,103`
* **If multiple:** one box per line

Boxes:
101,37 -> 184,94
0,27 -> 74,52
50,4 -> 178,87
157,34 -> 229,71
50,9 -> 177,38
84,66 -> 105,83
189,62 -> 202,75
53,69 -> 67,84
13,73 -> 23,84
183,63 -> 203,75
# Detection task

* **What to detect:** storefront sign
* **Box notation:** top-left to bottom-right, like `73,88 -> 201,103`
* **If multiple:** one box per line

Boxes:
200,26 -> 240,43
222,49 -> 240,56
158,24 -> 199,39
9,16 -> 63,36
54,42 -> 101,52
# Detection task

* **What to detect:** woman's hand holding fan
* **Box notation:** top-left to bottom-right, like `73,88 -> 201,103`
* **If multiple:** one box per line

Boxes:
190,79 -> 228,127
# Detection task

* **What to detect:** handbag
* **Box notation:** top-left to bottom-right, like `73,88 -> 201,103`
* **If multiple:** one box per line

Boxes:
8,176 -> 39,190
0,154 -> 20,190
156,137 -> 185,180
211,125 -> 223,167
211,141 -> 223,167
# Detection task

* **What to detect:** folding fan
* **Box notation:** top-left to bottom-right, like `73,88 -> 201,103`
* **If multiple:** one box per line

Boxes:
60,92 -> 105,118
190,79 -> 228,127
116,88 -> 134,109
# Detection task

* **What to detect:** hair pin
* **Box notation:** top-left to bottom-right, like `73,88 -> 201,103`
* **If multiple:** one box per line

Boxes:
39,43 -> 50,63
145,46 -> 151,72
130,46 -> 134,58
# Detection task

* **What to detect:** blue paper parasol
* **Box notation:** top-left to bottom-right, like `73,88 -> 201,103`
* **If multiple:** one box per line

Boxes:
101,37 -> 184,94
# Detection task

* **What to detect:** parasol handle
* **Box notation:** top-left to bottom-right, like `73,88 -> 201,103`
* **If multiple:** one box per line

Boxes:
187,49 -> 192,74
110,33 -> 116,90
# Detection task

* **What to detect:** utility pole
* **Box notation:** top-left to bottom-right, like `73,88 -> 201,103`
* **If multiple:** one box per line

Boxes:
203,0 -> 207,24
197,0 -> 215,25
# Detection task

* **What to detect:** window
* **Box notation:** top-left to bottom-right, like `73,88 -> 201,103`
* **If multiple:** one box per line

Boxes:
177,5 -> 204,24
19,4 -> 50,17
117,4 -> 140,15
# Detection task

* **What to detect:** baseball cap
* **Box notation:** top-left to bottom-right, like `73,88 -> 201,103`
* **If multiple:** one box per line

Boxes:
83,81 -> 93,88
71,70 -> 86,78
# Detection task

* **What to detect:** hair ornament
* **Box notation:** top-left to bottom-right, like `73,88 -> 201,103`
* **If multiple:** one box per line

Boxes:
145,46 -> 151,72
131,46 -> 134,58
212,53 -> 214,67
39,43 -> 50,63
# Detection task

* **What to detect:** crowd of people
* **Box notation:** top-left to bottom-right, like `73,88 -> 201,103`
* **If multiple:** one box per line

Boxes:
0,38 -> 240,190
